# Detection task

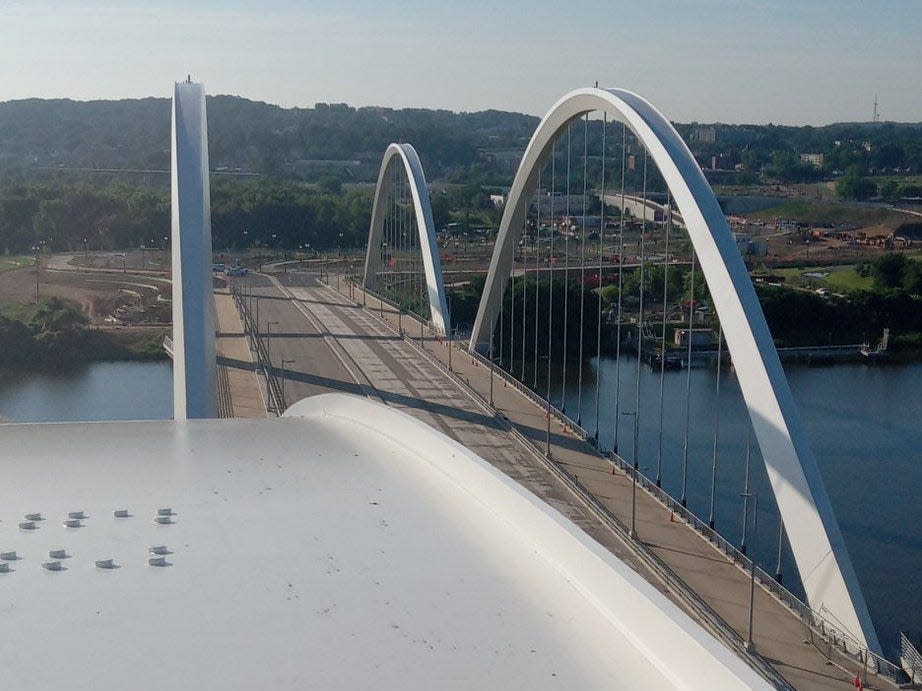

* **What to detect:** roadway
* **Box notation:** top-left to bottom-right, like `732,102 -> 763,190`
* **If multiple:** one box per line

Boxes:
225,268 -> 893,690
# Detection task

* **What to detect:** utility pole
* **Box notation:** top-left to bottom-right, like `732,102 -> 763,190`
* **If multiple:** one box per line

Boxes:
266,321 -> 279,369
281,359 -> 295,410
489,331 -> 495,407
743,491 -> 759,652
33,245 -> 41,304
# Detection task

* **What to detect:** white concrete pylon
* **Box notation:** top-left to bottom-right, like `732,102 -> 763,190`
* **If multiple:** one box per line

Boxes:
469,87 -> 881,654
363,143 -> 450,335
171,81 -> 218,419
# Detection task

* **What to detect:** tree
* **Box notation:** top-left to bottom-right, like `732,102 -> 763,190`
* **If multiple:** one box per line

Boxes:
836,167 -> 877,201
872,253 -> 909,289
901,260 -> 922,295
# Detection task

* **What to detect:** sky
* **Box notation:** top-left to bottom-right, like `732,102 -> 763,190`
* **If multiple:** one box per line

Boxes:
1,0 -> 920,125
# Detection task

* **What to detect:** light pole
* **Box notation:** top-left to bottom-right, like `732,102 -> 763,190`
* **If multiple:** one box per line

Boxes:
742,491 -> 759,652
281,358 -> 295,410
620,409 -> 639,538
489,331 -> 495,407
266,320 -> 279,369
775,519 -> 785,584
32,245 -> 41,304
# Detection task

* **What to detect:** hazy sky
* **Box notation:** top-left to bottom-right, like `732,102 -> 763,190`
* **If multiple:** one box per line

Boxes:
1,0 -> 920,124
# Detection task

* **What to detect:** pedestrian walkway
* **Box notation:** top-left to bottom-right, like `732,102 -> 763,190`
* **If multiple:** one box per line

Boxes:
214,289 -> 266,418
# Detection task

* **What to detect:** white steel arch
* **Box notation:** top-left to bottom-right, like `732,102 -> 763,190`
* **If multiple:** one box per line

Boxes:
363,143 -> 449,336
470,87 -> 881,653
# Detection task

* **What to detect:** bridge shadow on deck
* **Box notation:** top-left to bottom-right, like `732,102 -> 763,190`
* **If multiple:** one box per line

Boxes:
218,355 -> 507,431
243,332 -> 402,342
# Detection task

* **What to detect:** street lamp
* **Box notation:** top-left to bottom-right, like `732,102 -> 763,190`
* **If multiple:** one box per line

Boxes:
489,331 -> 495,407
741,491 -> 759,652
620,409 -> 639,538
266,321 -> 279,368
32,245 -> 41,304
281,358 -> 295,410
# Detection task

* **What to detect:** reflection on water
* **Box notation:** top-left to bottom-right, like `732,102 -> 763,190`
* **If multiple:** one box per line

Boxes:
0,361 -> 172,423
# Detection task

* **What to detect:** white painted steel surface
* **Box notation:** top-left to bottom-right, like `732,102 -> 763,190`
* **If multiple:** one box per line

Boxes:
363,143 -> 449,335
171,81 -> 218,419
0,394 -> 769,690
469,87 -> 880,653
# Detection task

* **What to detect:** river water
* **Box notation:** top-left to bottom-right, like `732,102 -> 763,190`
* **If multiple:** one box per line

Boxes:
0,357 -> 917,657
0,361 -> 172,423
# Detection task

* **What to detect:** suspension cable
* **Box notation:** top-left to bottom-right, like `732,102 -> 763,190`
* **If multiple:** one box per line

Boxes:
708,324 -> 724,529
681,251 -> 696,507
656,189 -> 671,486
548,140 -> 556,410
561,124 -> 572,412
577,114 -> 588,426
594,113 -> 606,441
510,215 -> 516,375
634,147 -> 648,467
534,168 -> 541,389
499,267 -> 504,368
519,212 -> 529,384
613,122 -> 626,453
740,423 -> 752,553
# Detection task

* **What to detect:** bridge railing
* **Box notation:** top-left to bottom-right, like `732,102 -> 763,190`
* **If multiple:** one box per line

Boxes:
231,286 -> 286,415
461,342 -> 904,684
902,633 -> 922,684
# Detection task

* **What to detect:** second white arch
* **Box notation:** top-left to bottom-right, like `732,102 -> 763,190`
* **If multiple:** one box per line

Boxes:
363,143 -> 449,336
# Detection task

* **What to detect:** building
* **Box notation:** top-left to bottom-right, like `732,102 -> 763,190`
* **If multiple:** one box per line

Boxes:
800,153 -> 825,168
674,328 -> 714,347
691,126 -> 717,144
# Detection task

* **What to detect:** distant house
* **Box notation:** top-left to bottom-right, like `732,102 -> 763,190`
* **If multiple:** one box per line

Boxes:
799,153 -> 825,168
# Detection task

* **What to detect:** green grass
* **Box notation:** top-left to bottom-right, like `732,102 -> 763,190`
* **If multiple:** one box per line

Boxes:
745,200 -> 904,227
771,265 -> 873,292
0,301 -> 38,322
0,256 -> 32,273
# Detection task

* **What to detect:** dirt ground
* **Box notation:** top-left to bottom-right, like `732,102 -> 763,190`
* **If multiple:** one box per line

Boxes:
0,264 -> 173,326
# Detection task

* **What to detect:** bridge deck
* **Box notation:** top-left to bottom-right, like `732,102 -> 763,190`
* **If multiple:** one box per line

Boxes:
223,270 -> 890,690
214,289 -> 267,418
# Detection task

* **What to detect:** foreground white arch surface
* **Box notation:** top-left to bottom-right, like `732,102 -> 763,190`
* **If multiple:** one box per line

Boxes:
470,87 -> 880,653
363,143 -> 449,335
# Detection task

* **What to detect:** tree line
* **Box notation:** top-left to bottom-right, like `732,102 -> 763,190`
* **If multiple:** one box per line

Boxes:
0,180 -> 376,254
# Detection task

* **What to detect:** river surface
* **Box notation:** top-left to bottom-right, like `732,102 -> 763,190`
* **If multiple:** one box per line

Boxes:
0,361 -> 172,423
0,357 -> 917,657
